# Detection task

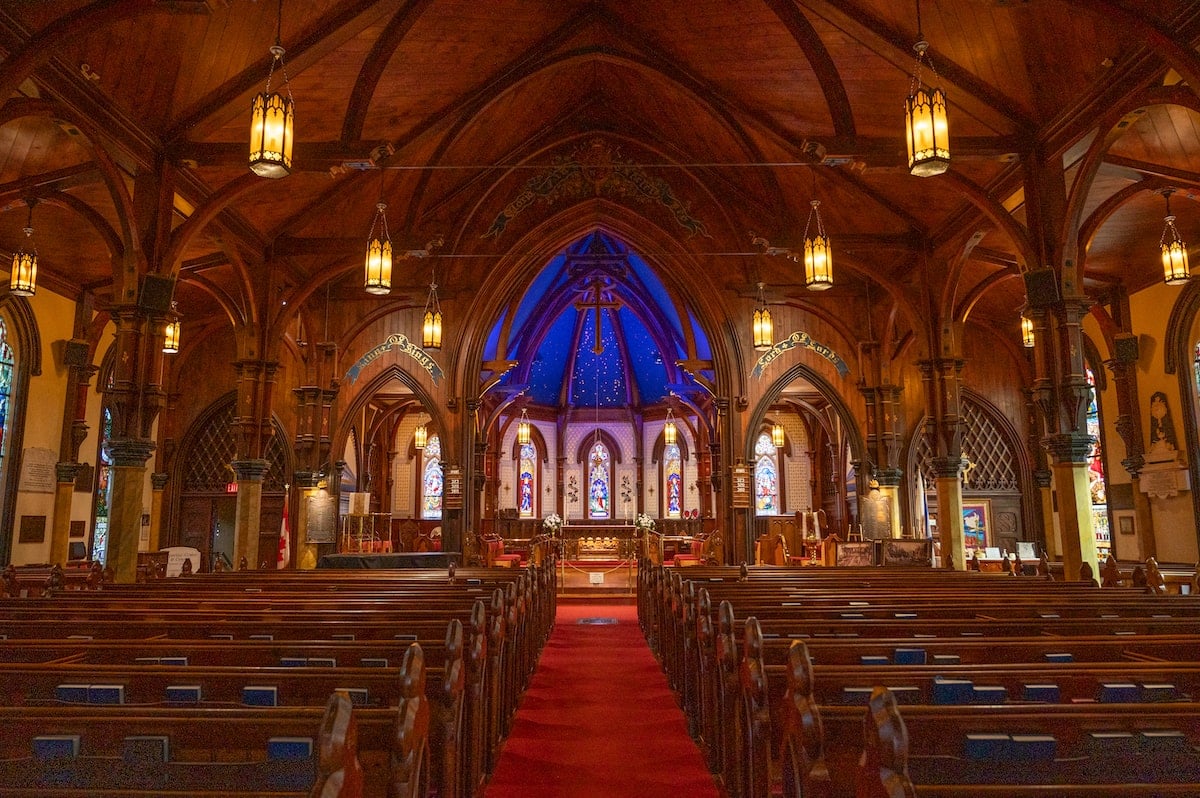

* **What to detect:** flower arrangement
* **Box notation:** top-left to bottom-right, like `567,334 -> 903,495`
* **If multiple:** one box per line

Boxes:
543,513 -> 563,535
634,513 -> 656,534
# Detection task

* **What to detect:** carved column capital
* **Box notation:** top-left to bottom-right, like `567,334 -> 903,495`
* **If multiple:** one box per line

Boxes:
1043,432 -> 1095,465
103,438 -> 156,468
150,472 -> 169,491
55,462 -> 82,484
231,458 -> 271,482
930,456 -> 967,480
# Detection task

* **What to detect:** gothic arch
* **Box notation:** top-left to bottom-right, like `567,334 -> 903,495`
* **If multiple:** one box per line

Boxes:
0,298 -> 39,564
574,429 -> 624,464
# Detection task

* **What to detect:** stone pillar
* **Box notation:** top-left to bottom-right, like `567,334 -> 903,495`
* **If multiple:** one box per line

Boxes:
1046,434 -> 1098,581
933,457 -> 966,568
103,439 -> 155,583
1034,469 -> 1058,559
50,462 -> 81,566
232,458 -> 269,568
148,472 -> 168,552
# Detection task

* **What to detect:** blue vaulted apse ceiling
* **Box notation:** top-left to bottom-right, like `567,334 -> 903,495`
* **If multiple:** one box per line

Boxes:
485,232 -> 709,408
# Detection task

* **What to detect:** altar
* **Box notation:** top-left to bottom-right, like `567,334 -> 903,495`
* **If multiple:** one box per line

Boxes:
559,524 -> 639,561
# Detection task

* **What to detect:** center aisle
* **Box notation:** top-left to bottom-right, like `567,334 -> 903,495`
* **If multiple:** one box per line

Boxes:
484,602 -> 720,798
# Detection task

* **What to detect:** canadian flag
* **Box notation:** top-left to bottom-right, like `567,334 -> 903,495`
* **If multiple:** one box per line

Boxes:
277,496 -> 291,569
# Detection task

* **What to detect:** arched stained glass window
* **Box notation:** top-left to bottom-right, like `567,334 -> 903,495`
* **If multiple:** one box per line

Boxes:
1085,368 -> 1109,557
664,442 -> 682,518
422,435 -> 443,519
518,441 -> 536,518
587,440 -> 610,519
755,432 -> 779,515
92,407 -> 113,563
0,319 -> 13,480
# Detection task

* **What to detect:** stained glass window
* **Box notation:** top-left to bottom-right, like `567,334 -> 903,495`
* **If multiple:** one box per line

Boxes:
92,407 -> 113,563
422,435 -> 443,519
664,442 -> 682,518
588,440 -> 610,519
1085,369 -> 1109,556
0,319 -> 12,480
755,432 -> 779,515
518,441 -> 536,518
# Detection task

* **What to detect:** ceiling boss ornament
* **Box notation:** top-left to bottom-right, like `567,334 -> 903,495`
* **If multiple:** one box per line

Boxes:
483,138 -> 709,239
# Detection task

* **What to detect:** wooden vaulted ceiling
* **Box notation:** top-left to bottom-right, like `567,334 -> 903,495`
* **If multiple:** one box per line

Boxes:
2,0 -> 1200,354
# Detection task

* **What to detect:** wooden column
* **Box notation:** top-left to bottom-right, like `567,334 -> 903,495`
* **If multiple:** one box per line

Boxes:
104,439 -> 155,582
232,458 -> 269,568
148,472 -> 168,552
49,462 -> 81,566
293,470 -> 321,570
1105,334 -> 1156,560
918,357 -> 967,568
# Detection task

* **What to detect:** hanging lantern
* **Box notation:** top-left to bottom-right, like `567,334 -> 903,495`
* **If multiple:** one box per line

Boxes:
772,422 -> 785,449
1020,315 -> 1034,348
413,419 -> 428,450
1161,190 -> 1191,285
663,407 -> 677,446
905,3 -> 949,177
163,319 -> 181,354
249,1 -> 294,178
752,281 -> 773,351
516,409 -> 531,446
9,200 -> 37,297
423,278 -> 442,349
803,200 -> 833,290
363,202 -> 392,295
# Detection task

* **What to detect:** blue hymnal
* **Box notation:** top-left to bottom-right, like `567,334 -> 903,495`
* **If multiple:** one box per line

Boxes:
307,657 -> 336,668
964,733 -> 1010,760
932,654 -> 961,665
361,657 -> 388,668
1099,683 -> 1139,703
933,677 -> 974,705
1023,683 -> 1060,703
267,737 -> 313,760
159,657 -> 188,667
1044,652 -> 1074,663
249,634 -> 274,641
33,735 -> 80,759
88,684 -> 125,704
860,655 -> 889,666
1140,730 -> 1188,750
243,686 -> 278,707
1010,734 -> 1056,761
166,684 -> 202,703
1141,683 -> 1178,702
55,684 -> 89,703
280,657 -> 307,667
972,685 -> 1008,704
889,686 -> 921,704
894,648 -> 926,665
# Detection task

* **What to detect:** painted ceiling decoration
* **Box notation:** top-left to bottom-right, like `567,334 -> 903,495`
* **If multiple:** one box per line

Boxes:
488,232 -> 711,409
483,139 -> 710,239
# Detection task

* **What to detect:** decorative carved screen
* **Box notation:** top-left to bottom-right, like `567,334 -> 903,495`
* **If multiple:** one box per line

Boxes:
182,399 -> 289,492
915,397 -> 1018,492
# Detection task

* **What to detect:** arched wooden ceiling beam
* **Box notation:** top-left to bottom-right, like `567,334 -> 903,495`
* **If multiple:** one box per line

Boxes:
778,298 -> 864,376
938,169 -> 1035,272
0,98 -> 142,300
804,0 -> 1035,134
216,243 -> 257,328
954,270 -> 1020,325
164,0 -> 406,143
762,0 -> 855,137
1078,176 -> 1170,269
0,0 -> 158,103
1062,0 -> 1200,91
39,191 -> 123,261
1062,84 -> 1198,266
337,296 -> 422,357
162,172 -> 264,278
966,317 -> 1034,387
340,0 -> 437,142
178,272 -> 246,329
399,45 -> 780,237
441,128 -> 750,263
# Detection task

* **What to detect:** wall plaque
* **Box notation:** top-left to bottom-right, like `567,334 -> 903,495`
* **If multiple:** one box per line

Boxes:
305,492 -> 337,544
18,515 -> 46,544
444,467 -> 463,510
20,447 -> 56,493
731,464 -> 751,509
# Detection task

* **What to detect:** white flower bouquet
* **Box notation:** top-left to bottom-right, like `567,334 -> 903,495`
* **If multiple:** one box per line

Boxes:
543,513 -> 563,535
634,513 -> 656,533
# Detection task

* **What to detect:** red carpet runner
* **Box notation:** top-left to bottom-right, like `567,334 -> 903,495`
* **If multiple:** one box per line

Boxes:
484,602 -> 720,798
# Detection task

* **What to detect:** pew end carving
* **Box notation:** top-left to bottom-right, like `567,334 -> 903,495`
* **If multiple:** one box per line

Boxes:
856,687 -> 916,798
